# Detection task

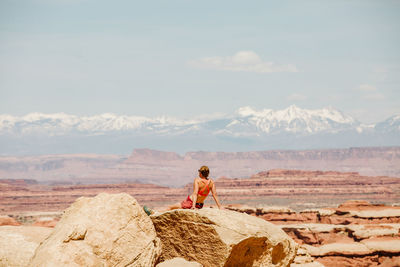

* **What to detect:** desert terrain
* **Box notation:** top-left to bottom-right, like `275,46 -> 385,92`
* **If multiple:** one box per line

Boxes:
1,168 -> 400,266
1,148 -> 400,266
1,169 -> 399,215
0,146 -> 399,187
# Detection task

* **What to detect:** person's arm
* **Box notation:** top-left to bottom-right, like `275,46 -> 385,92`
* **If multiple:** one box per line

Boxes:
211,182 -> 222,209
191,179 -> 199,209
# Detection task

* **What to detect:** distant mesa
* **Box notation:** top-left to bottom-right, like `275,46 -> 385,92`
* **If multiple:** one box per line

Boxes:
0,147 -> 400,187
0,179 -> 38,186
128,148 -> 183,161
1,167 -> 399,215
252,169 -> 360,178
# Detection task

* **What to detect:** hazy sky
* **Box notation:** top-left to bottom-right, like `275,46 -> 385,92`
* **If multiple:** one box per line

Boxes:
0,0 -> 399,123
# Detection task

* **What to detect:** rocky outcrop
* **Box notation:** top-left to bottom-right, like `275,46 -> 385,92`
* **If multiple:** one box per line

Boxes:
228,200 -> 400,267
30,193 -> 161,267
0,226 -> 52,267
151,208 -> 297,267
227,201 -> 400,225
1,194 -> 298,267
290,247 -> 325,267
1,169 -> 399,215
316,255 -> 400,267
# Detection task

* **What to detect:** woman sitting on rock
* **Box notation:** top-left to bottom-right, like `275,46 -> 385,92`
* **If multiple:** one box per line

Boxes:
182,165 -> 222,209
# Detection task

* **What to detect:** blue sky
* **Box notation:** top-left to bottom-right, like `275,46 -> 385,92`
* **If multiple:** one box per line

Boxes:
0,0 -> 399,123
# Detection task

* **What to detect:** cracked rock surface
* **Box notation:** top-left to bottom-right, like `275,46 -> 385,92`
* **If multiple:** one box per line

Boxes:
151,208 -> 297,267
0,226 -> 52,267
29,193 -> 161,267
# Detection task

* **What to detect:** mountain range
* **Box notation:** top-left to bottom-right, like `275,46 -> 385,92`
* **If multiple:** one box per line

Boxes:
0,105 -> 399,154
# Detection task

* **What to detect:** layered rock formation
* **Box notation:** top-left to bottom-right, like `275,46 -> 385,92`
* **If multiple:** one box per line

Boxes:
30,193 -> 161,267
2,189 -> 400,266
1,169 -> 399,216
151,208 -> 297,267
227,200 -> 400,267
213,170 -> 400,211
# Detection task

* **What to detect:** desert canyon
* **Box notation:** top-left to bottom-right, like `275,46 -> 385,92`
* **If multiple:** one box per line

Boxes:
0,146 -> 399,187
1,147 -> 400,266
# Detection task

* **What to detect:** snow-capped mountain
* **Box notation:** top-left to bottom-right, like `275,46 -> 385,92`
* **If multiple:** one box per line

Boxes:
0,105 -> 364,136
217,105 -> 360,136
0,112 -> 196,136
375,115 -> 400,133
0,106 -> 398,154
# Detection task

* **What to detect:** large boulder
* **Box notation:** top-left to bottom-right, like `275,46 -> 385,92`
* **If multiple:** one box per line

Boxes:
0,226 -> 52,267
30,193 -> 161,267
151,208 -> 297,267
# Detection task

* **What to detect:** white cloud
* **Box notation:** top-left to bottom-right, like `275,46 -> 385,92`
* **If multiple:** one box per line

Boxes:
189,51 -> 298,73
358,84 -> 377,92
287,93 -> 307,101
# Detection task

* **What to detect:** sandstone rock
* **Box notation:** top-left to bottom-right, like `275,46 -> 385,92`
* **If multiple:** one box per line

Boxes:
0,215 -> 20,226
290,261 -> 325,267
319,215 -> 353,225
279,224 -> 353,245
298,212 -> 319,223
290,245 -> 321,266
347,224 -> 400,240
292,255 -> 313,264
225,204 -> 257,214
292,229 -> 319,245
379,256 -> 400,267
303,243 -> 371,256
301,209 -> 336,217
0,226 -> 52,267
261,213 -> 306,223
256,206 -> 294,214
314,232 -> 355,245
30,193 -> 161,267
151,208 -> 297,267
156,257 -> 203,267
349,209 -> 400,218
361,237 -> 400,253
280,223 -> 346,234
335,200 -> 400,218
317,255 -> 387,267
